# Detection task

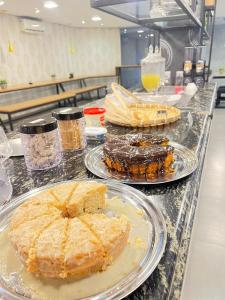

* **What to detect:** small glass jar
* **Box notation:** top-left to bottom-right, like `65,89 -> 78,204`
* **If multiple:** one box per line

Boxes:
52,107 -> 86,151
20,117 -> 62,170
83,107 -> 106,127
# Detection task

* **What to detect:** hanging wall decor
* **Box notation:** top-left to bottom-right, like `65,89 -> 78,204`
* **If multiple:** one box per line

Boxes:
8,41 -> 14,53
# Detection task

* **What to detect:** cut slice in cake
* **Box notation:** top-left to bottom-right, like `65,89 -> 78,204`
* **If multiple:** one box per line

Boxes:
32,218 -> 69,278
67,182 -> 107,217
79,214 -> 130,265
64,218 -> 105,279
49,182 -> 80,213
9,215 -> 59,264
10,198 -> 61,230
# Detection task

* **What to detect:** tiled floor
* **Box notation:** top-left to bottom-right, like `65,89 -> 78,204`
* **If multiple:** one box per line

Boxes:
181,108 -> 225,300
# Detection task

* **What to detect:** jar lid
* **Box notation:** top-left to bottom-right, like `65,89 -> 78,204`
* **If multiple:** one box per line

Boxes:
20,117 -> 57,134
83,107 -> 106,115
52,107 -> 83,120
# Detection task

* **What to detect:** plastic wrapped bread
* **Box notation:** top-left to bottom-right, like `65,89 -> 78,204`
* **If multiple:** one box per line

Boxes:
105,83 -> 181,127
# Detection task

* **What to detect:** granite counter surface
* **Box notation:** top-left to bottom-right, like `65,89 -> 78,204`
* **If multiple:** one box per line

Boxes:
3,83 -> 216,300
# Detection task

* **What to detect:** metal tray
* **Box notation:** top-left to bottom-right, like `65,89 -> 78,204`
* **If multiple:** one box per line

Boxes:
85,143 -> 198,185
0,180 -> 167,300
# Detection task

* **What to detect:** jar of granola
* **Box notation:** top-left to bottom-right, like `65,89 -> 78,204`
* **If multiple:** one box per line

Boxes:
52,107 -> 86,151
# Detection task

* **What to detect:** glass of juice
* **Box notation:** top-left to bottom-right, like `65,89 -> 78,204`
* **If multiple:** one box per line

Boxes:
141,74 -> 161,92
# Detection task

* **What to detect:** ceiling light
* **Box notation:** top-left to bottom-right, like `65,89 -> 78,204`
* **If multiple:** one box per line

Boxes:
150,33 -> 154,37
35,8 -> 40,14
81,20 -> 86,24
124,29 -> 127,33
32,24 -> 40,27
137,30 -> 144,33
44,1 -> 59,9
145,36 -> 148,39
0,1 -> 5,6
138,34 -> 142,37
91,15 -> 102,22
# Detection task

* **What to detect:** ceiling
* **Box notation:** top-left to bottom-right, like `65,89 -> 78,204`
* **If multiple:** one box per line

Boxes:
1,0 -> 224,28
0,0 -> 134,28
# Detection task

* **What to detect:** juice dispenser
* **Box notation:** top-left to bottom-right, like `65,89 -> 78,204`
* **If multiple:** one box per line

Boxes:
141,45 -> 165,92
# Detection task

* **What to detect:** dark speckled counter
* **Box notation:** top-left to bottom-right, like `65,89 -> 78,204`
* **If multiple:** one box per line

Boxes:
5,83 -> 216,300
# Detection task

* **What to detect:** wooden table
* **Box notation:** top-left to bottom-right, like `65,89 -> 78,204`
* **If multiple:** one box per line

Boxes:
0,74 -> 117,94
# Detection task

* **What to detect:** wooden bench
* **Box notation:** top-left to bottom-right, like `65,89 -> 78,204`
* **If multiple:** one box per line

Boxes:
0,84 -> 106,130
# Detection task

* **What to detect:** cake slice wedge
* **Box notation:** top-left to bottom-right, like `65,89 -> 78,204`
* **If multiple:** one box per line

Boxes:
9,214 -> 59,265
10,198 -> 61,230
79,214 -> 130,265
33,218 -> 69,278
67,182 -> 107,217
49,182 -> 80,213
64,218 -> 105,279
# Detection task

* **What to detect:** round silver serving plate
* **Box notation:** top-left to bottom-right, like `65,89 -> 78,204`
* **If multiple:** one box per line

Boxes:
0,179 -> 167,300
85,143 -> 198,185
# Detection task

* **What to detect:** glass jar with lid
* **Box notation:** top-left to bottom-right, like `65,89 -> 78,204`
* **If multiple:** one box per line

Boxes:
20,117 -> 62,170
52,107 -> 86,151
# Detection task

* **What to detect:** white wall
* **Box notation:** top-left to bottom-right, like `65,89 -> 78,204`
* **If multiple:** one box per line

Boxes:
0,13 -> 121,84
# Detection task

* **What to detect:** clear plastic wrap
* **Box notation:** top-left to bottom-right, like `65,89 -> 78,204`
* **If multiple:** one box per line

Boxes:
105,83 -> 181,127
103,133 -> 174,179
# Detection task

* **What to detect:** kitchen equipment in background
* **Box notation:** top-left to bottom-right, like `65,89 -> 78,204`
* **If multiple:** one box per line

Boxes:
183,45 -> 206,86
205,0 -> 215,6
20,117 -> 62,170
175,71 -> 184,86
149,0 -> 166,18
53,107 -> 86,152
83,107 -> 106,127
183,46 -> 195,83
194,46 -> 206,87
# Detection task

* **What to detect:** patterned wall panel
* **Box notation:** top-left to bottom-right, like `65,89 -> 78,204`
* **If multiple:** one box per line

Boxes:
0,14 -> 121,84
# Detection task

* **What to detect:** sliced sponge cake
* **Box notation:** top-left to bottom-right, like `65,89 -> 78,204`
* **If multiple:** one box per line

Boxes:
79,214 -> 130,264
63,217 -> 105,279
66,182 -> 107,217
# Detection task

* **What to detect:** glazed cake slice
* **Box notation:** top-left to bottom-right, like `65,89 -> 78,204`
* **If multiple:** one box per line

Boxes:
79,214 -> 130,264
67,182 -> 107,217
63,218 -> 105,279
103,133 -> 174,179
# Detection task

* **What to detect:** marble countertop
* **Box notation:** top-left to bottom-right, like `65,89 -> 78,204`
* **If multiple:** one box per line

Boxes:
2,83 -> 216,300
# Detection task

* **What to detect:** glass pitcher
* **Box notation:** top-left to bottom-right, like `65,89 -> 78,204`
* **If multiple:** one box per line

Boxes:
141,46 -> 165,93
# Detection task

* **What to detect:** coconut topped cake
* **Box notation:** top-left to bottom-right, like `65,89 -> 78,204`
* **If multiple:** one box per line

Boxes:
9,181 -> 130,279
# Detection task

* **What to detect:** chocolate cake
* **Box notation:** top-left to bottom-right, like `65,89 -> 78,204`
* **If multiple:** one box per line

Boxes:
103,134 -> 174,179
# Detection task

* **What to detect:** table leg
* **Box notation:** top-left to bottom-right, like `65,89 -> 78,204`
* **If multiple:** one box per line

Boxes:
0,117 -> 7,133
56,84 -> 60,95
8,114 -> 13,131
59,83 -> 65,92
73,96 -> 77,107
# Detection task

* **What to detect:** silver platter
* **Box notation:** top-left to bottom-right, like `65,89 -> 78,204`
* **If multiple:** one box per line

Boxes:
85,143 -> 198,185
0,179 -> 167,300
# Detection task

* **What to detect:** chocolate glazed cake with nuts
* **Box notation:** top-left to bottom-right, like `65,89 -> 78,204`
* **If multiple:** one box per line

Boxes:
103,134 -> 174,179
